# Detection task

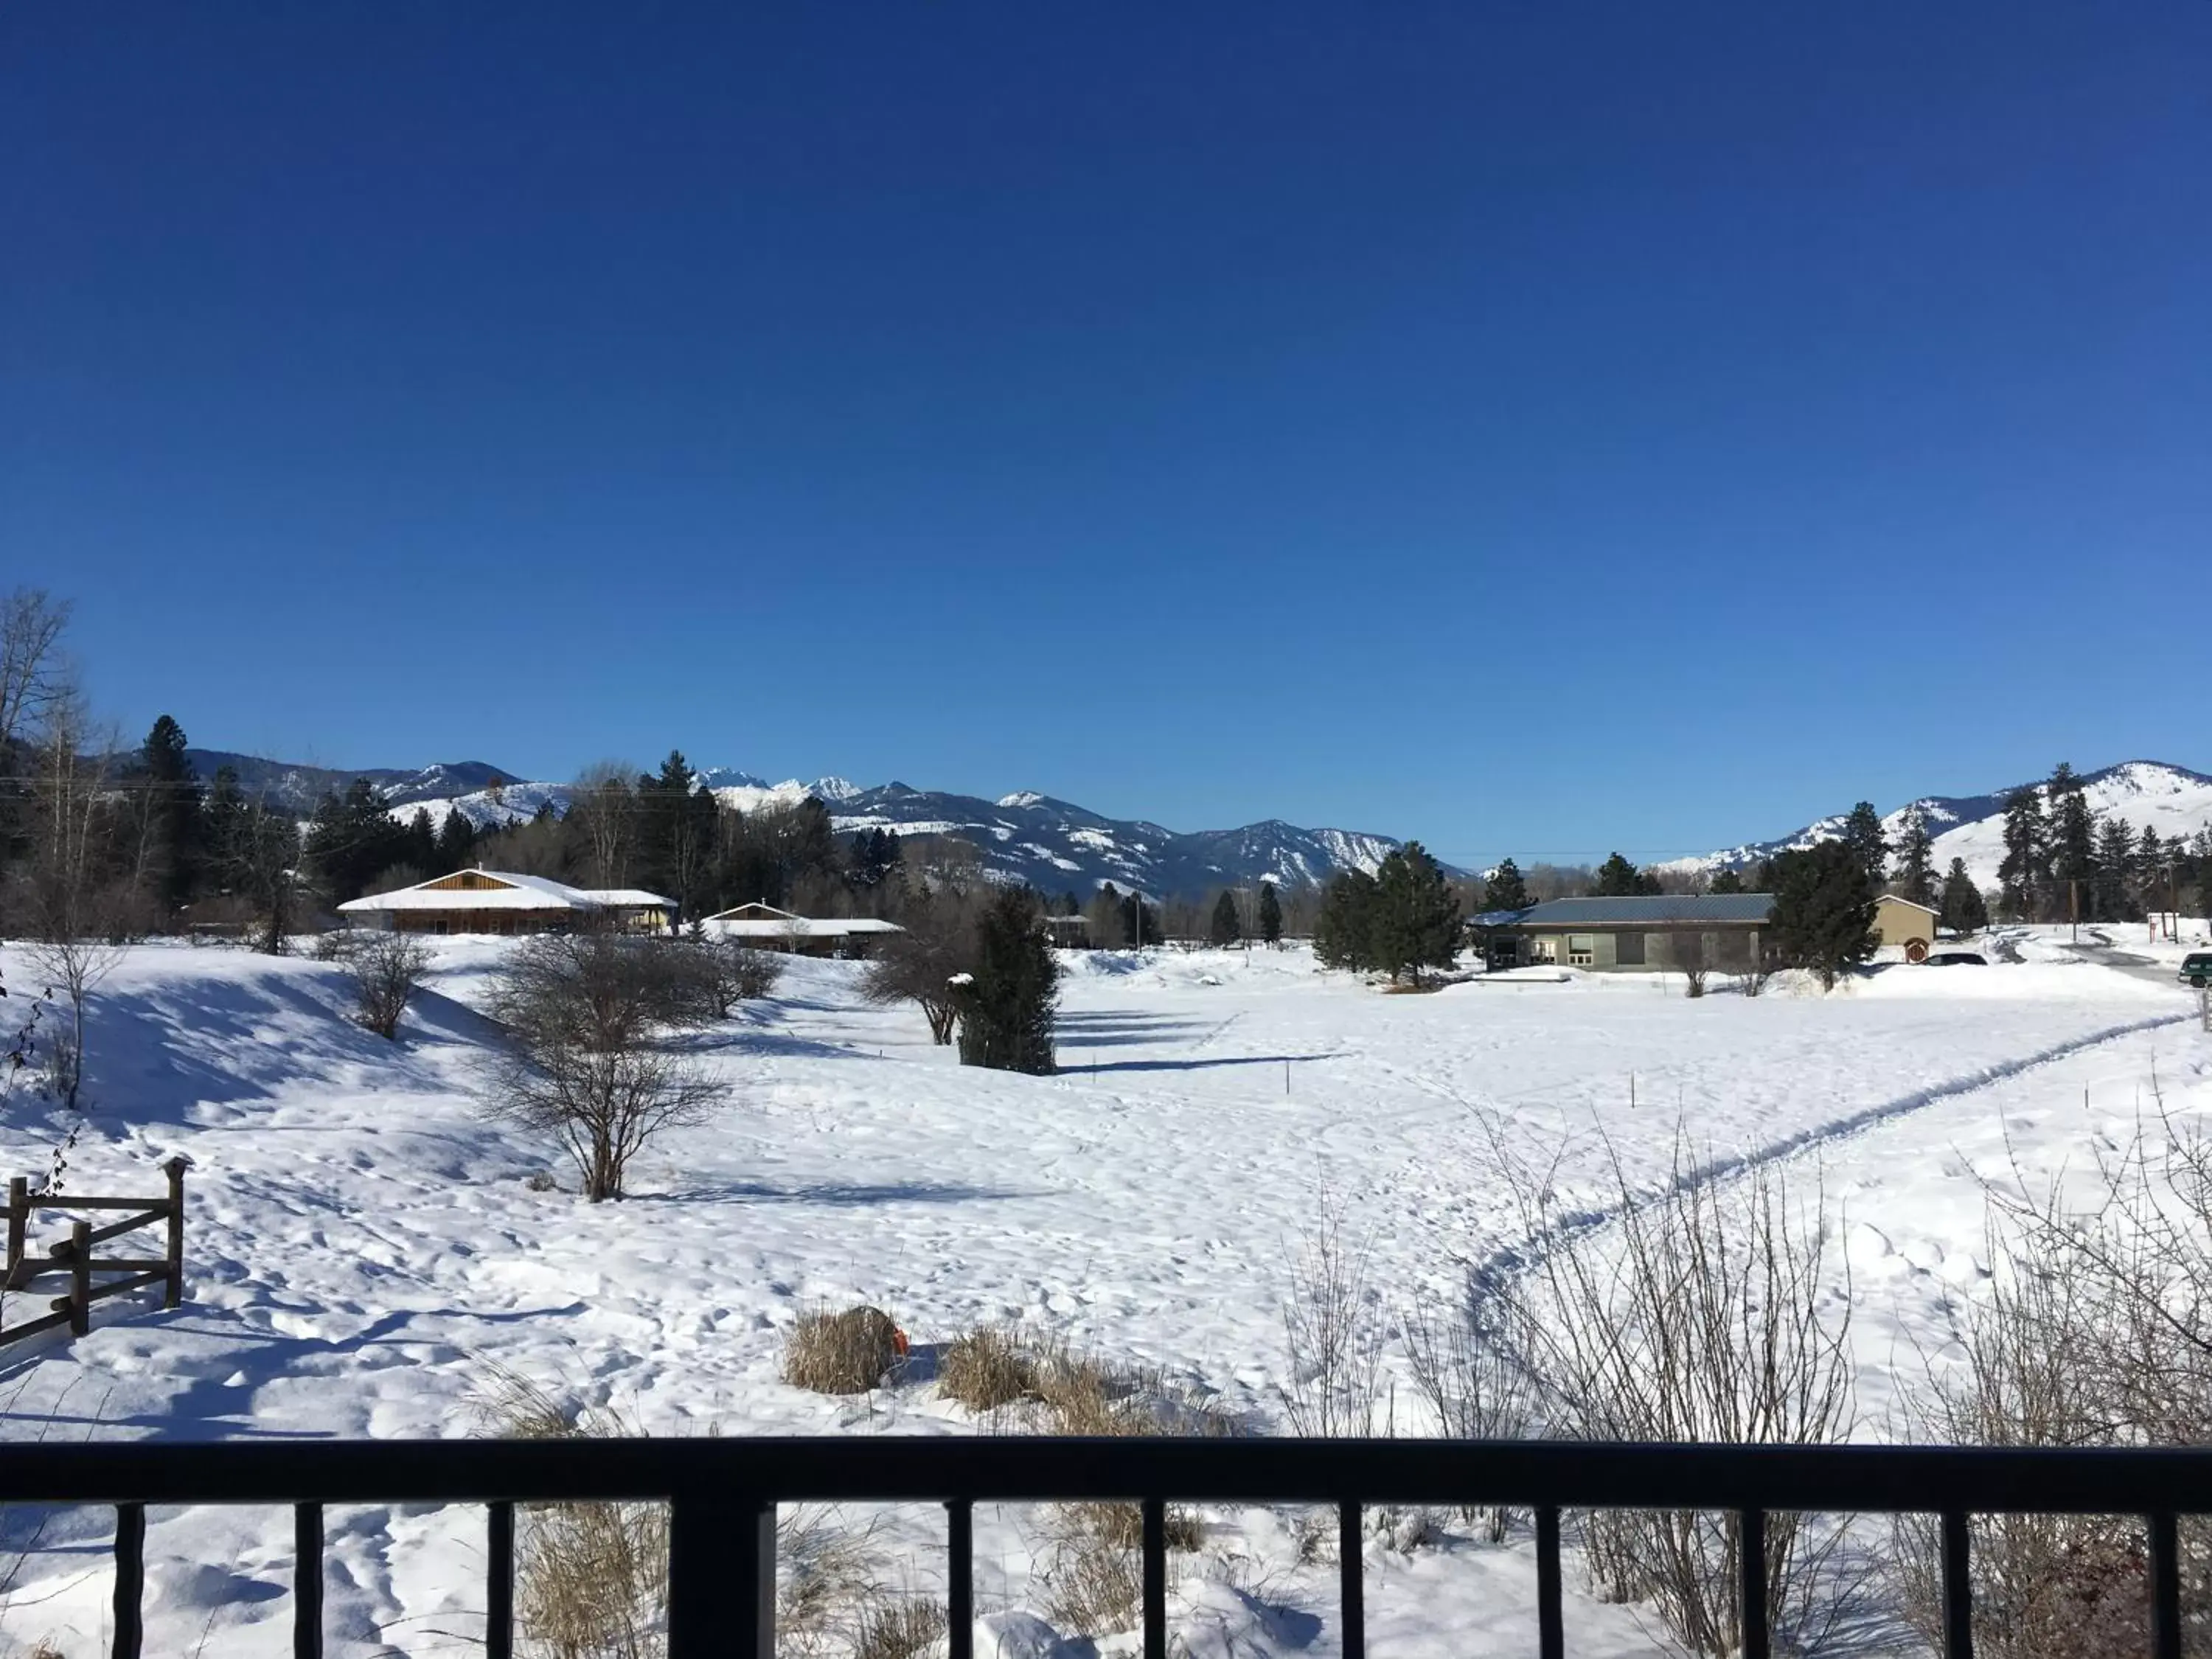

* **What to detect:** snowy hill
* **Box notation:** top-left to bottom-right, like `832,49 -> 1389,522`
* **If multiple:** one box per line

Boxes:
184,750 -> 1419,895
1674,759 -> 2212,888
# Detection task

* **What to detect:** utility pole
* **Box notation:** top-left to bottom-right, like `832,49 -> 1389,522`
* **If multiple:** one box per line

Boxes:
2070,877 -> 2079,942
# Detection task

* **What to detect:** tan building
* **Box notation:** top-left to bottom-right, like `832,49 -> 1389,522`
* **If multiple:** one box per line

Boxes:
700,902 -> 905,959
337,869 -> 673,935
1874,895 -> 1941,961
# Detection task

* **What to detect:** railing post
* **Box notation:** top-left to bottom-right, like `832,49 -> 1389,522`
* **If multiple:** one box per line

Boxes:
163,1157 -> 187,1310
4,1175 -> 24,1290
67,1220 -> 91,1335
112,1500 -> 145,1659
1940,1509 -> 1973,1659
1737,1508 -> 1769,1659
1141,1498 -> 1167,1659
667,1492 -> 774,1658
487,1501 -> 514,1659
1535,1506 -> 1564,1659
295,1502 -> 324,1659
1338,1500 -> 1365,1659
2150,1510 -> 2181,1659
945,1499 -> 973,1659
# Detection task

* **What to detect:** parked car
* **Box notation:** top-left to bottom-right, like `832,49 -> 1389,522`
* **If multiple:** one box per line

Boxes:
1927,951 -> 1988,967
2180,953 -> 2212,988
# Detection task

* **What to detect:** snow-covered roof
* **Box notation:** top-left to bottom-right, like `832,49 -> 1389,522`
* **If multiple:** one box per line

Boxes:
705,903 -> 800,922
703,917 -> 905,939
337,871 -> 672,913
1877,895 -> 1940,917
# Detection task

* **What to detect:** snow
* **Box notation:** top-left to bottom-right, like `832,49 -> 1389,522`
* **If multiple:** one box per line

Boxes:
4,934 -> 2208,1655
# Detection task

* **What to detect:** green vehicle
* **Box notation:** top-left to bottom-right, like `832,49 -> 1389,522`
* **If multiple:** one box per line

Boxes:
2181,953 -> 2212,988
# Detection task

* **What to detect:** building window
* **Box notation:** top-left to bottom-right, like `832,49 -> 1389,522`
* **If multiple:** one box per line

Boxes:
1616,931 -> 1646,966
1568,933 -> 1596,967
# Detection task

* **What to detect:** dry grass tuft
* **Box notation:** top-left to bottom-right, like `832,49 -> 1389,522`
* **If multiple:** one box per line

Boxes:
938,1325 -> 1038,1413
784,1304 -> 903,1396
483,1371 -> 669,1659
851,1596 -> 947,1659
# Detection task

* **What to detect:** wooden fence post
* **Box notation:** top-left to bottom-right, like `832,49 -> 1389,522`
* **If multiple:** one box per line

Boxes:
164,1158 -> 188,1310
4,1176 -> 23,1290
68,1220 -> 91,1336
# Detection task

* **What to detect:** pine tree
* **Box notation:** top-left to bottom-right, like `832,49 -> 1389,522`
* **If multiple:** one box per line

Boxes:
1997,785 -> 2048,920
1939,858 -> 1989,935
1088,883 -> 1124,949
1314,869 -> 1378,970
1710,869 -> 1745,894
134,714 -> 204,915
2093,815 -> 2138,922
953,888 -> 1057,1074
1258,880 -> 1283,945
1209,890 -> 1242,947
435,807 -> 478,874
1768,841 -> 1878,990
1368,841 -> 1461,986
1481,858 -> 1531,914
1593,852 -> 1644,897
1893,804 -> 1935,906
2136,828 -> 2167,921
2046,762 -> 2096,919
1840,801 -> 1888,891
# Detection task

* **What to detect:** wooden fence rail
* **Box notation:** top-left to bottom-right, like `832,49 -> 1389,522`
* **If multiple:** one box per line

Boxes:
0,1156 -> 188,1350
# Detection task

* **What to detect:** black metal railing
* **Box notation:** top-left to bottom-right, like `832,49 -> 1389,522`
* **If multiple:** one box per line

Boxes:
7,1436 -> 2210,1659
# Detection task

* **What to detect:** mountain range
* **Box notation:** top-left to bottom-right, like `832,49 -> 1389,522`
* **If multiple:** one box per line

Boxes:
180,751 -> 1411,897
1669,759 -> 2212,890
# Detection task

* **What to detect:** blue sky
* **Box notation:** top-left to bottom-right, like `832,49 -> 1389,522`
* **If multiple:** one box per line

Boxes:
5,5 -> 2207,866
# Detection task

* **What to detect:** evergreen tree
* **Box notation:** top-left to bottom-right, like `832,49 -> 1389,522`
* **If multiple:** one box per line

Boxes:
2046,762 -> 2096,917
305,778 -> 411,905
953,888 -> 1057,1074
1840,801 -> 1888,890
1368,841 -> 1461,985
1121,890 -> 1161,948
1997,785 -> 2048,920
1939,858 -> 1989,935
1313,869 -> 1378,970
138,714 -> 202,914
1593,852 -> 1645,897
400,807 -> 439,877
2136,829 -> 2168,920
1710,869 -> 1745,894
1208,890 -> 1242,947
1088,883 -> 1124,948
1258,880 -> 1283,945
1768,841 -> 1879,990
1481,858 -> 1531,914
434,807 -> 478,874
1893,804 -> 1935,906
2094,815 -> 2138,922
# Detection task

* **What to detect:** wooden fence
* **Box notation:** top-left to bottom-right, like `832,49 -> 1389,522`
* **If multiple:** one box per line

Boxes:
0,1156 -> 188,1351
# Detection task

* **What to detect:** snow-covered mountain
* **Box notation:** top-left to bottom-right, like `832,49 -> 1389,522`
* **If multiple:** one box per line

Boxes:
1674,760 -> 2212,888
183,751 -> 1417,896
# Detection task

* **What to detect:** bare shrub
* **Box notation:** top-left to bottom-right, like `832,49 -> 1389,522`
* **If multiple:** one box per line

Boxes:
725,942 -> 783,1002
784,1304 -> 903,1395
1405,1282 -> 1532,1542
1672,929 -> 1709,998
484,932 -> 723,1201
1891,1102 -> 2212,1654
938,1325 -> 1038,1413
1486,1122 -> 1857,1656
658,937 -> 783,1023
776,1506 -> 889,1659
349,931 -> 432,1039
1279,1198 -> 1384,1436
860,897 -> 975,1045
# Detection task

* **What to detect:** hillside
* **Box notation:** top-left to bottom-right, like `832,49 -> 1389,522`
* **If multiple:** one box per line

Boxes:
1676,759 -> 2212,888
182,750 -> 1416,896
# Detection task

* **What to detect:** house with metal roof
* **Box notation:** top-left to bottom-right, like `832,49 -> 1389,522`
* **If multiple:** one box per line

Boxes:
1473,893 -> 1776,973
699,902 -> 905,959
337,869 -> 674,935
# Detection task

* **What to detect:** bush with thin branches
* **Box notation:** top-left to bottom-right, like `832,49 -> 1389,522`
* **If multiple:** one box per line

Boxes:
347,930 -> 433,1039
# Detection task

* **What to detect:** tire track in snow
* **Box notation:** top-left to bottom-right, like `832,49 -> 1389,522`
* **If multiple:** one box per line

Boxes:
1466,1006 -> 2194,1290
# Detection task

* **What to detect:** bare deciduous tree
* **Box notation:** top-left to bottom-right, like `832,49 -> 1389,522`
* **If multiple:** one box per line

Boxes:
1279,1196 -> 1386,1437
860,897 -> 975,1045
1405,1283 -> 1532,1542
572,762 -> 637,891
485,932 -> 723,1200
347,931 -> 434,1040
0,588 -> 73,753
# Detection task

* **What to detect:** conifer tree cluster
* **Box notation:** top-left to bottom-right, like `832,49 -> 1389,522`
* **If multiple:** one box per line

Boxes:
1313,842 -> 1461,984
953,888 -> 1058,1074
1767,841 -> 1879,990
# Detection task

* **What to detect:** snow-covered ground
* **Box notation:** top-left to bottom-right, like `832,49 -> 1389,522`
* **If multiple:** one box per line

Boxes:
3,935 -> 2208,1656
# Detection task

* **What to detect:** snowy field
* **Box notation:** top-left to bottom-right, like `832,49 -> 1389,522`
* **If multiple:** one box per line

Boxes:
2,933 -> 2208,1657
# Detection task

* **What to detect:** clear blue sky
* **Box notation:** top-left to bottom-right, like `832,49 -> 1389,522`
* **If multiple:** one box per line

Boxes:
5,5 -> 2207,866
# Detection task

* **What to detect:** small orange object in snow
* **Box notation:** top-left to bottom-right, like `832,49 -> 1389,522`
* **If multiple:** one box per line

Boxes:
893,1326 -> 911,1357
